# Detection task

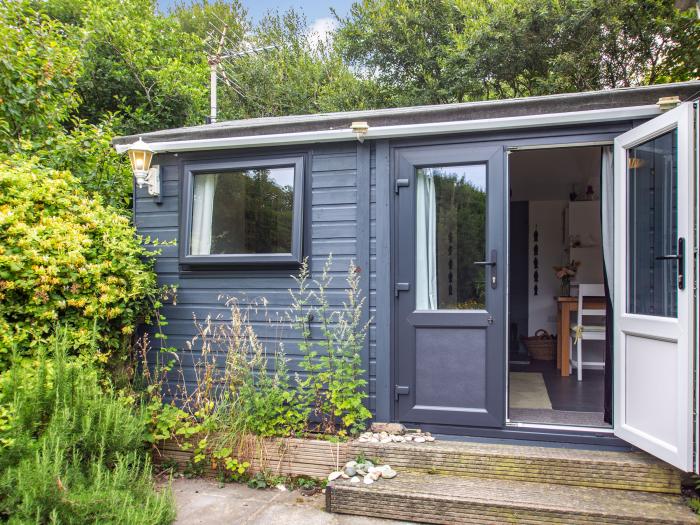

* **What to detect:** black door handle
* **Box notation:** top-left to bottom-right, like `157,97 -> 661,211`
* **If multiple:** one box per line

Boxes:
474,250 -> 497,289
655,237 -> 685,290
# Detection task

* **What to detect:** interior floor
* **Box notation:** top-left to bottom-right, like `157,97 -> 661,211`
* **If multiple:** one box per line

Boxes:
509,360 -> 609,428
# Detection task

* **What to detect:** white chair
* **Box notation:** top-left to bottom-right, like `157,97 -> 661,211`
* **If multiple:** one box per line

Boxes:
570,284 -> 606,381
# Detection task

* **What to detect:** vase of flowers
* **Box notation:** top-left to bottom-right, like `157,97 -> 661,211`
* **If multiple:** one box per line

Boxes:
553,260 -> 580,296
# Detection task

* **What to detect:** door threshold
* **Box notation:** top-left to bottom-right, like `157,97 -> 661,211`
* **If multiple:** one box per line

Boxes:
506,421 -> 614,434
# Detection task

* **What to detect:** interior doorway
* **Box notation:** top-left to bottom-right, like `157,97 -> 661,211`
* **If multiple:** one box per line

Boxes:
507,145 -> 612,429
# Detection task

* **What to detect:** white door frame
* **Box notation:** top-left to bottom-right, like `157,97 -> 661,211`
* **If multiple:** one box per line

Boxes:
613,102 -> 696,471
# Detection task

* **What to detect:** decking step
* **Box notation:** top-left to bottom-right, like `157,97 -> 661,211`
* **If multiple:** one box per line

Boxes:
349,440 -> 682,493
327,472 -> 697,525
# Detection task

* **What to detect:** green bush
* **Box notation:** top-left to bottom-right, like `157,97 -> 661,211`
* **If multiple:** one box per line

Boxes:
0,156 -> 160,369
22,115 -> 134,210
0,337 -> 174,524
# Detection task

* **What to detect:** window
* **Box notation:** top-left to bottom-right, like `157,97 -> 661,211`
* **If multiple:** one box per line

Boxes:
181,156 -> 304,265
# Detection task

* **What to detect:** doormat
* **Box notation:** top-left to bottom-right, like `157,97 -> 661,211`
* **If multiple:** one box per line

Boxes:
509,372 -> 552,410
508,408 -> 608,427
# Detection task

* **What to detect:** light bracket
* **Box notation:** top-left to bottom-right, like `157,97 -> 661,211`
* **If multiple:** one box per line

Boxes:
140,165 -> 160,197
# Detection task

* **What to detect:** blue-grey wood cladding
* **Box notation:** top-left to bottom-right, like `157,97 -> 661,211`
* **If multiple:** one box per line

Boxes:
372,140 -> 391,421
134,142 -> 380,414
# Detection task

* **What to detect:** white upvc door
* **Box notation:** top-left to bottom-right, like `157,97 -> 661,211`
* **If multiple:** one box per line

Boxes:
613,101 -> 697,471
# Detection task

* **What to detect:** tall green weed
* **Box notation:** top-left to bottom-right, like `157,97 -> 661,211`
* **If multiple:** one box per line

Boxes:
143,257 -> 371,480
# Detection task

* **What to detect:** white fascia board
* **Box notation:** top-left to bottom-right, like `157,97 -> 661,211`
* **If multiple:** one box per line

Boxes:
113,105 -> 661,154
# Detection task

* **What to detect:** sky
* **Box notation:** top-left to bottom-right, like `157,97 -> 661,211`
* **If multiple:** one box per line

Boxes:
157,0 -> 354,25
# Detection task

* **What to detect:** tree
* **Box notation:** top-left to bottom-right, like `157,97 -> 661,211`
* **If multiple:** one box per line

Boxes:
334,0 -> 459,105
212,9 -> 386,120
170,0 -> 250,42
76,0 -> 209,134
335,0 -> 699,104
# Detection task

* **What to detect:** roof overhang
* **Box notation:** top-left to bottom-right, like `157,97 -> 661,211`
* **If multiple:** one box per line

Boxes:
112,81 -> 700,154
113,104 -> 662,154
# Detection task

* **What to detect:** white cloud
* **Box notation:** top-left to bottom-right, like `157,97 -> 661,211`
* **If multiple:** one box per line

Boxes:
307,17 -> 338,50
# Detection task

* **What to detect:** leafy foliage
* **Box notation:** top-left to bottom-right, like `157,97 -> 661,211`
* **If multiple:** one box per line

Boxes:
170,0 -> 250,43
75,0 -> 209,135
22,115 -> 133,209
139,257 -> 371,484
335,0 -> 699,104
213,9 -> 384,120
0,157 -> 160,369
0,1 -> 81,146
0,338 -> 174,524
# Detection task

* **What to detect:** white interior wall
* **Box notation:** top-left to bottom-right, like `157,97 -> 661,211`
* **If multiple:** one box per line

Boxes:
568,201 -> 604,285
528,200 -> 568,336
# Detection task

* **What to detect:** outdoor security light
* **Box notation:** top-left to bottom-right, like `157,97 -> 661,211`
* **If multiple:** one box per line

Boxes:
126,137 -> 160,197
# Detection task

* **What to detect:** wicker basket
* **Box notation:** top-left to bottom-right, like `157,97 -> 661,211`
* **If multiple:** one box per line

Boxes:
521,329 -> 557,361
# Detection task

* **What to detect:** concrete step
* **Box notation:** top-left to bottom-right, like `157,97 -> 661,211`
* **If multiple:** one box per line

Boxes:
326,472 -> 697,525
349,439 -> 682,493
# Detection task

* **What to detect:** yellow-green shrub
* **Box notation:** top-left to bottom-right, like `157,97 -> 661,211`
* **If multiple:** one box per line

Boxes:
0,156 -> 159,368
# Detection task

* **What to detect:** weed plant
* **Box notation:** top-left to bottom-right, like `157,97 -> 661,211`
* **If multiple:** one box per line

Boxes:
143,256 -> 371,481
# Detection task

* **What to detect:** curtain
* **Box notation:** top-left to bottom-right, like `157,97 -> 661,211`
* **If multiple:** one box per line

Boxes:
601,147 -> 614,294
191,174 -> 218,255
416,170 -> 437,310
600,146 -> 614,424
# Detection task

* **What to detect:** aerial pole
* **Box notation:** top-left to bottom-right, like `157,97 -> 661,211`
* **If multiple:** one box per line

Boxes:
207,24 -> 227,124
205,18 -> 277,124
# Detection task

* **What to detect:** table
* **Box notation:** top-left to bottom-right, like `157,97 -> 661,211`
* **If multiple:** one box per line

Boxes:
556,296 -> 606,377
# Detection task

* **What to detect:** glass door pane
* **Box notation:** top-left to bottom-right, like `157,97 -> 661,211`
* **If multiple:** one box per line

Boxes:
627,129 -> 678,317
415,164 -> 487,310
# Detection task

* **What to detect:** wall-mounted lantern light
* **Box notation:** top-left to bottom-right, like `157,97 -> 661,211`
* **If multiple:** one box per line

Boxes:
126,137 -> 160,197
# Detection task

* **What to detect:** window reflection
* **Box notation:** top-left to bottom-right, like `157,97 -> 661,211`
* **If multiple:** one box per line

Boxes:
191,167 -> 295,255
416,164 -> 487,310
627,130 -> 677,317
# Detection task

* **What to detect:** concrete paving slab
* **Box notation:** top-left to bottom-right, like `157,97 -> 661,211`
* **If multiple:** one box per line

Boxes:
171,478 -> 413,525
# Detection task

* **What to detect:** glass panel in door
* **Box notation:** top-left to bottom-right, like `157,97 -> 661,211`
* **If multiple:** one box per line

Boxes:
627,130 -> 678,317
415,164 -> 487,310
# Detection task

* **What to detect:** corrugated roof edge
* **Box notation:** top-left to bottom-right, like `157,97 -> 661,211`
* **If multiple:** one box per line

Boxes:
112,81 -> 700,146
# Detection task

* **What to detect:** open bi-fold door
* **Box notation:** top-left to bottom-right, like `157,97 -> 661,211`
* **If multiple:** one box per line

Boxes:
613,101 -> 697,471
